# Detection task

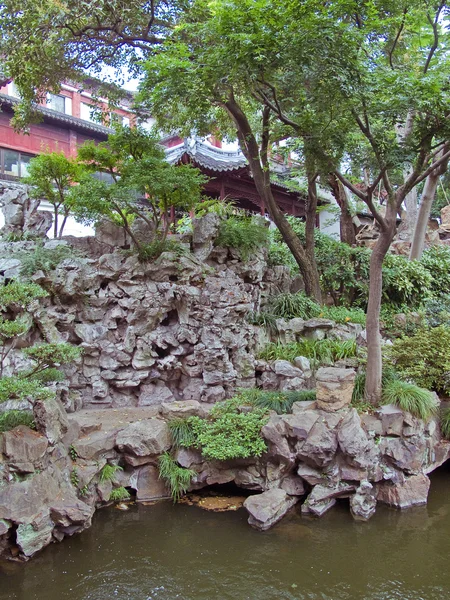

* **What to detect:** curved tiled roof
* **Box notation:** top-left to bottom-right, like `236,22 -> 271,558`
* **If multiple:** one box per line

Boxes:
165,138 -> 248,172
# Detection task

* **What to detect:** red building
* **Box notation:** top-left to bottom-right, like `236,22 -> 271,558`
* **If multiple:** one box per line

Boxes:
0,79 -> 135,180
0,79 -> 308,218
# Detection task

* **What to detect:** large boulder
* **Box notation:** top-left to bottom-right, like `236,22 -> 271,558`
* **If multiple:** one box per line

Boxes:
316,367 -> 356,412
115,418 -> 171,458
243,489 -> 298,531
376,474 -> 431,508
33,397 -> 69,445
1,426 -> 48,472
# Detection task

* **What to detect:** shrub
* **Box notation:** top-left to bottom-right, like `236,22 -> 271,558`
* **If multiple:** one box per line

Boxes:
381,379 -> 438,420
268,292 -> 321,320
0,410 -> 35,432
18,243 -> 81,277
109,487 -> 131,502
388,326 -> 450,394
216,216 -> 269,260
0,281 -> 48,310
440,407 -> 450,440
258,338 -> 357,365
187,399 -> 268,461
99,464 -> 123,483
382,254 -> 433,307
158,452 -> 196,502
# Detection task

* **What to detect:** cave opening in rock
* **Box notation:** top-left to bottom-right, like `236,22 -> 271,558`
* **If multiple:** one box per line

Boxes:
152,344 -> 172,358
160,309 -> 178,327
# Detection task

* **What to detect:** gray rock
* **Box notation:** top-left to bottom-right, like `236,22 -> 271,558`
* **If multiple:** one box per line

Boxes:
115,419 -> 171,457
1,426 -> 48,470
244,489 -> 298,531
16,515 -> 54,557
138,382 -> 175,406
136,465 -> 171,501
337,409 -> 371,458
304,481 -> 355,517
160,400 -> 205,419
272,360 -> 304,378
33,397 -> 69,445
376,404 -> 404,436
279,377 -> 306,391
294,356 -> 311,373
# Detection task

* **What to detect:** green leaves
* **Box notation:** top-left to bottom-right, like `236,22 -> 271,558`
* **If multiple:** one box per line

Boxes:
0,281 -> 48,310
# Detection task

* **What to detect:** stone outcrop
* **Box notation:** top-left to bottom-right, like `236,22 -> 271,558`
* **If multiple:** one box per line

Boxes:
316,367 -> 356,411
244,489 -> 298,530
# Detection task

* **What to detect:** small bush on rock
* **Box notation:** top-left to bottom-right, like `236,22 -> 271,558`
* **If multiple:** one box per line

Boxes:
268,292 -> 321,320
187,399 -> 268,461
216,216 -> 269,260
319,306 -> 366,326
168,418 -> 197,449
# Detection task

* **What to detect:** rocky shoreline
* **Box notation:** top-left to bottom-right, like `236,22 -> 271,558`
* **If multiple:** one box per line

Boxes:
1,395 -> 448,561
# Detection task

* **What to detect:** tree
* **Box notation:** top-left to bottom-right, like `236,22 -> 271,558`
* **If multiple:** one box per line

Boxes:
0,0 -> 185,129
23,152 -> 82,238
72,127 -> 206,249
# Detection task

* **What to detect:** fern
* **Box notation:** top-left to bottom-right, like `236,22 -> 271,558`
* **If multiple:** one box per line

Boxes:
99,464 -> 123,483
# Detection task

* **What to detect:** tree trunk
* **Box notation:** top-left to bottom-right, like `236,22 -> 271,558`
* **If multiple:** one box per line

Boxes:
224,95 -> 322,301
409,152 -> 449,260
328,173 -> 356,245
364,226 -> 395,403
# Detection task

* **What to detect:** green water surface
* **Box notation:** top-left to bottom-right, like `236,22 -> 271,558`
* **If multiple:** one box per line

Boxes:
1,467 -> 450,600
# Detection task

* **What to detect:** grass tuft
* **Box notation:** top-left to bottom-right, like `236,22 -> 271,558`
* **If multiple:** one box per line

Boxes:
99,464 -> 123,483
259,338 -> 357,366
109,487 -> 131,502
158,452 -> 195,503
168,418 -> 197,449
440,407 -> 450,440
381,379 -> 438,420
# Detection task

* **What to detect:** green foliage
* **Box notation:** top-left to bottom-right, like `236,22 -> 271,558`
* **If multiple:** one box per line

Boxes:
0,316 -> 30,340
440,407 -> 450,440
0,376 -> 54,403
420,246 -> 450,297
268,292 -> 321,320
216,216 -> 269,260
0,281 -> 48,310
158,452 -> 195,503
388,327 -> 450,394
382,254 -> 433,307
109,487 -> 131,502
259,338 -> 357,366
23,343 -> 82,369
69,445 -> 78,461
188,400 -> 268,461
18,243 -> 82,277
194,198 -> 238,218
352,368 -> 399,404
0,410 -> 35,432
168,418 -> 197,449
70,468 -> 79,487
239,388 -> 316,414
99,464 -> 123,483
381,380 -> 438,421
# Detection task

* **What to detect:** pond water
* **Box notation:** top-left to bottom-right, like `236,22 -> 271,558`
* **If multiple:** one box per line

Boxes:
2,466 -> 450,600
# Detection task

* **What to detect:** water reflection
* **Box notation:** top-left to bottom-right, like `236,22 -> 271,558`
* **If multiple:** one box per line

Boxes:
1,467 -> 450,600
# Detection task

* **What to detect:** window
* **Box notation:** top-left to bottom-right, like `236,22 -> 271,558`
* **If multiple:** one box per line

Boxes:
80,102 -> 101,123
7,82 -> 20,98
0,149 -> 35,179
110,112 -> 130,127
47,93 -> 72,115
